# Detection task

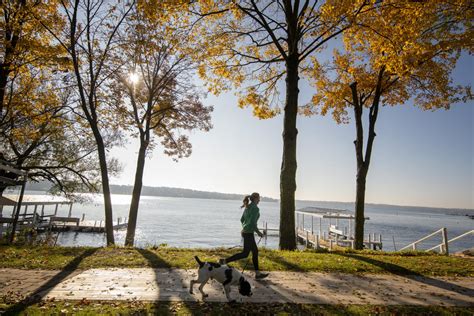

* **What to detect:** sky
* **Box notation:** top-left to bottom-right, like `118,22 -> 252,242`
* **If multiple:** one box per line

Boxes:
110,53 -> 473,210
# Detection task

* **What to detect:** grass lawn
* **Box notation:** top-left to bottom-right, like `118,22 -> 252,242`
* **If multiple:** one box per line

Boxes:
0,300 -> 473,316
0,245 -> 472,276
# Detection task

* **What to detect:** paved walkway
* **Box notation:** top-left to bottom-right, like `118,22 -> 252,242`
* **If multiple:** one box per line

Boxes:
0,268 -> 473,306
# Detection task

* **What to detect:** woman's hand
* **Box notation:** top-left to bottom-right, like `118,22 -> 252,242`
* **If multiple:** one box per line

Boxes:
257,230 -> 264,238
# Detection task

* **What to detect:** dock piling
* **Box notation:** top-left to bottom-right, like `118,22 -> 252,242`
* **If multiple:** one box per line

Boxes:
442,227 -> 449,255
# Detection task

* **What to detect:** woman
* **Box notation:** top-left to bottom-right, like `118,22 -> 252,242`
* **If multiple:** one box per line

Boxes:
220,192 -> 269,279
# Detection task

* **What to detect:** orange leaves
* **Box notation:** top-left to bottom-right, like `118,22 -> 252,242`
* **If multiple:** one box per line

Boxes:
320,0 -> 368,24
237,87 -> 277,119
138,0 -> 190,23
234,71 -> 282,119
229,2 -> 244,20
186,0 -> 379,122
306,0 -> 472,122
177,1 -> 289,116
345,0 -> 472,77
112,4 -> 213,160
304,55 -> 352,124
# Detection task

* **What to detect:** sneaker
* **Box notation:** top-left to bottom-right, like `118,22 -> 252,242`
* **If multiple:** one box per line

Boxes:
255,272 -> 269,280
219,259 -> 226,265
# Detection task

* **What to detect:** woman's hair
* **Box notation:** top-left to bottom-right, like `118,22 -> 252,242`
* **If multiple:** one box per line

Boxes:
241,192 -> 260,208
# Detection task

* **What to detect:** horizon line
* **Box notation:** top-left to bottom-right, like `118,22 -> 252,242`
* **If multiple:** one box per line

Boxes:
109,183 -> 474,211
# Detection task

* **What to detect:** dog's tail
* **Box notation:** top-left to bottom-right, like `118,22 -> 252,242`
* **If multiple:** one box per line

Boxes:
194,256 -> 205,268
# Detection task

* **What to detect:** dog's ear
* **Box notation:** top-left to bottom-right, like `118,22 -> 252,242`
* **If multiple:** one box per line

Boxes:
239,276 -> 245,283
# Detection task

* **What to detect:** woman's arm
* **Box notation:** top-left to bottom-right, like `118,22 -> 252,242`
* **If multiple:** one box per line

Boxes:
249,205 -> 263,236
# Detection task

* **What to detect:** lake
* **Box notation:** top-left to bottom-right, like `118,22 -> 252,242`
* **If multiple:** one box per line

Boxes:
5,192 -> 473,252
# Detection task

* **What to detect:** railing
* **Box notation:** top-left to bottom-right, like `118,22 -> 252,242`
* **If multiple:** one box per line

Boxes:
399,228 -> 448,254
426,230 -> 473,254
399,228 -> 474,255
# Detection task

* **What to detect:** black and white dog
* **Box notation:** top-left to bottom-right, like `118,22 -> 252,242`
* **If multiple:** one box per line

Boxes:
189,256 -> 252,302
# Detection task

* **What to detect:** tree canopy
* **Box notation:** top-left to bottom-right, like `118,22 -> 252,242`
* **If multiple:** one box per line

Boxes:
305,0 -> 473,122
0,0 -> 102,196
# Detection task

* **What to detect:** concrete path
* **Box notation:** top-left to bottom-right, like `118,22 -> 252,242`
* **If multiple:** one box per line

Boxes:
0,268 -> 473,306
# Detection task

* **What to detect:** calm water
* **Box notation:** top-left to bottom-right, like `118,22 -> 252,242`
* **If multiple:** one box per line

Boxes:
6,192 -> 473,252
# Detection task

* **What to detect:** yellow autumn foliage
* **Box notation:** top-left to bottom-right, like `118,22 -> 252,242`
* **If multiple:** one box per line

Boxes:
1,0 -> 69,145
306,0 -> 473,122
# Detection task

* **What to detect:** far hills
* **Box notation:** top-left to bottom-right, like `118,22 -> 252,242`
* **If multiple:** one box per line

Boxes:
109,184 -> 277,202
24,181 -> 277,202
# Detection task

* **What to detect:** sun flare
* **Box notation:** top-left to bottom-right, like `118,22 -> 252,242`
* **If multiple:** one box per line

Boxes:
129,72 -> 139,84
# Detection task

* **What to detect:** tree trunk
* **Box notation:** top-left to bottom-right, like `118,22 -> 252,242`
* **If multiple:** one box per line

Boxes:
0,67 -> 9,117
0,25 -> 20,119
354,169 -> 367,249
125,139 -> 147,247
351,82 -> 365,249
351,68 -> 384,250
279,55 -> 299,250
95,132 -> 115,246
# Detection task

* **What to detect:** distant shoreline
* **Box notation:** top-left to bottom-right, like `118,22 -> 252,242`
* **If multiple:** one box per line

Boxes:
17,181 -> 474,214
23,182 -> 278,202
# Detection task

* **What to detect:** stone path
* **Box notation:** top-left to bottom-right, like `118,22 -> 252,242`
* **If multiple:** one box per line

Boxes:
0,268 -> 473,306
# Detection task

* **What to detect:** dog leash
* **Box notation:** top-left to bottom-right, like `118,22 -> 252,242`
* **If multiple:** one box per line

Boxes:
226,245 -> 241,250
240,235 -> 263,274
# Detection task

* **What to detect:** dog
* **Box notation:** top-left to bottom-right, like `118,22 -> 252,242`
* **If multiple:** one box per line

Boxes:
189,256 -> 252,302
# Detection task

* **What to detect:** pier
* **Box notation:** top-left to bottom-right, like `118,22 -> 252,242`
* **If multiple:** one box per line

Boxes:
45,216 -> 128,232
260,207 -> 383,250
0,195 -> 127,238
0,161 -> 127,241
295,208 -> 383,250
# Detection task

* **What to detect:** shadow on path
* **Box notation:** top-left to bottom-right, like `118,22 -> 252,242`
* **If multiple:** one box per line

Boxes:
221,249 -> 322,303
137,248 -> 204,312
4,248 -> 98,315
336,253 -> 473,298
252,277 -> 319,304
137,248 -> 189,299
136,249 -> 304,305
136,248 -> 172,269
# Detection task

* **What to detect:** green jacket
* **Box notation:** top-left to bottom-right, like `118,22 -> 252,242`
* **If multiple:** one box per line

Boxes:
240,203 -> 260,233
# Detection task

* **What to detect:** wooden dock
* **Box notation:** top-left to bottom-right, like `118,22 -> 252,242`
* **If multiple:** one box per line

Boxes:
39,217 -> 128,233
295,209 -> 383,250
0,195 -> 127,237
296,228 -> 383,250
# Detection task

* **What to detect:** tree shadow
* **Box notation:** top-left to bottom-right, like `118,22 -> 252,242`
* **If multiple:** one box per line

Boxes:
263,250 -> 305,271
137,248 -> 197,304
136,248 -> 172,269
4,248 -> 98,315
217,249 -> 326,303
335,253 -> 473,297
137,248 -> 241,313
135,248 -> 304,308
250,277 -> 324,304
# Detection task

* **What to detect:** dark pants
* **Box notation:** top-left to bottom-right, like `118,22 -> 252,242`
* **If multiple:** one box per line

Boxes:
225,232 -> 259,270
